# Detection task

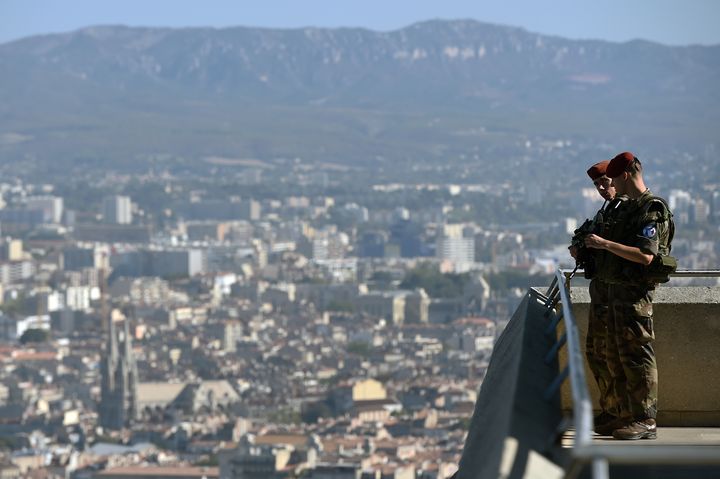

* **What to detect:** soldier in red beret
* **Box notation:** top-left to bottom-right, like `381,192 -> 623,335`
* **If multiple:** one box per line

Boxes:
586,160 -> 615,202
569,160 -> 624,435
604,151 -> 637,179
584,152 -> 675,440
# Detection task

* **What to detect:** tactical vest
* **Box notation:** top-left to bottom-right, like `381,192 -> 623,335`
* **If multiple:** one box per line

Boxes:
597,191 -> 675,285
592,196 -> 628,281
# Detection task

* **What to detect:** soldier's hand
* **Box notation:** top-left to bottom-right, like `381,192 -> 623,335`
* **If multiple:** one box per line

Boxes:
584,234 -> 605,249
568,245 -> 578,259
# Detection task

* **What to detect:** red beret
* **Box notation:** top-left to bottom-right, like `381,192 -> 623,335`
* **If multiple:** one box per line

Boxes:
586,160 -> 610,180
606,152 -> 635,178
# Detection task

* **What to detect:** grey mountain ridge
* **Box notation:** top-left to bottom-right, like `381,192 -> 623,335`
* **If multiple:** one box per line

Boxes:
0,20 -> 718,169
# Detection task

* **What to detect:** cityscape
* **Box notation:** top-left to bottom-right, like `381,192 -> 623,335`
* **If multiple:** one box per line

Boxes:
0,134 -> 718,478
0,5 -> 719,479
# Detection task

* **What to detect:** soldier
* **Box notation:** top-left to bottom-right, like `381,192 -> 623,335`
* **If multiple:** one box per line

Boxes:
585,152 -> 674,440
569,160 -> 622,435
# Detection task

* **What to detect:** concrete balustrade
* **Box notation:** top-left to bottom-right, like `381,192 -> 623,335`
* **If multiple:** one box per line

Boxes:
566,286 -> 720,426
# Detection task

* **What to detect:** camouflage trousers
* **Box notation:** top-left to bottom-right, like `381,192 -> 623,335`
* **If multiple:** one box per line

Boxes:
606,283 -> 658,420
586,279 -> 617,416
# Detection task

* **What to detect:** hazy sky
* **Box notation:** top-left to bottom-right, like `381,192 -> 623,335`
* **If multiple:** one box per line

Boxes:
2,0 -> 719,46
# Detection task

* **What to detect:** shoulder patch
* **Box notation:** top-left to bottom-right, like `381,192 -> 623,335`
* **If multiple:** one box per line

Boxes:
642,223 -> 658,239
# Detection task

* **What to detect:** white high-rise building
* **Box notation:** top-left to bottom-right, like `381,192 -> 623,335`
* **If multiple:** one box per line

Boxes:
312,232 -> 346,261
669,190 -> 692,225
437,236 -> 475,264
712,191 -> 720,223
103,195 -> 132,224
437,223 -> 475,271
693,199 -> 710,224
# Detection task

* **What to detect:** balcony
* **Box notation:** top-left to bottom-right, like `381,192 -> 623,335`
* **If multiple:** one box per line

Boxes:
455,271 -> 720,479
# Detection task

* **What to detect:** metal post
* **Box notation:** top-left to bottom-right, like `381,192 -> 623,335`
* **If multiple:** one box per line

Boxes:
544,366 -> 569,401
545,311 -> 563,336
545,275 -> 559,299
545,332 -> 567,364
591,458 -> 609,479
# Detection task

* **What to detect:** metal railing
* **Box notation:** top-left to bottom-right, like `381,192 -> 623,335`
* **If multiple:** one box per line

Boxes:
541,268 -> 720,479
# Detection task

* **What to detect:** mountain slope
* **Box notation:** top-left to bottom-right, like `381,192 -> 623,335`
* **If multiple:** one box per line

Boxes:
0,20 -> 718,169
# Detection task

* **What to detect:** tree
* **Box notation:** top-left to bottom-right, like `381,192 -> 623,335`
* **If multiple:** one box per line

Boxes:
194,455 -> 219,466
301,401 -> 333,424
0,294 -> 27,316
325,300 -> 355,313
19,328 -> 49,345
399,263 -> 470,298
485,271 -> 553,291
347,341 -> 373,358
268,407 -> 301,425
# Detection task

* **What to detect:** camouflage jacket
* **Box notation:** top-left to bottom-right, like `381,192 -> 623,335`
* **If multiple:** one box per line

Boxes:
596,190 -> 674,285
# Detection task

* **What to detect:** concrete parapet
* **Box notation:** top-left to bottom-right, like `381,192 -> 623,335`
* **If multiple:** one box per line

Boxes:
565,286 -> 720,426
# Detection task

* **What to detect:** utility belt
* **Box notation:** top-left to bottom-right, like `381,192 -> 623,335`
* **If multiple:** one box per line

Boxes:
602,254 -> 677,285
603,277 -> 655,288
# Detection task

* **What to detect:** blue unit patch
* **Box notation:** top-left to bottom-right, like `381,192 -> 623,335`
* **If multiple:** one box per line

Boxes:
642,224 -> 657,239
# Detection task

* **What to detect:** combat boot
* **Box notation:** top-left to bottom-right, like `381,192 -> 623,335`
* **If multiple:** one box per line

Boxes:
612,418 -> 657,440
593,412 -> 626,436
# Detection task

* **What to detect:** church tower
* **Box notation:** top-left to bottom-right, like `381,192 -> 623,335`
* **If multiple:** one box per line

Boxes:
99,308 -> 139,430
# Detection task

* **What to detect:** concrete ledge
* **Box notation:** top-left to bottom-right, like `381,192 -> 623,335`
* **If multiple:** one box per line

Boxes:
564,286 -> 720,426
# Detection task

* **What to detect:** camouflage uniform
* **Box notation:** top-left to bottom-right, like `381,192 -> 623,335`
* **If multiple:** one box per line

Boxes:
578,201 -> 620,418
607,282 -> 657,420
586,277 -> 616,416
599,190 -> 672,422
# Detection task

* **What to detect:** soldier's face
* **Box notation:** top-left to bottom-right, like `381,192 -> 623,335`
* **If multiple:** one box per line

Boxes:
593,176 -> 615,201
610,173 -> 627,195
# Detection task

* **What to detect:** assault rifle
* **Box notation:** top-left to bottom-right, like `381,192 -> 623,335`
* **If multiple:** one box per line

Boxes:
570,201 -> 606,279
